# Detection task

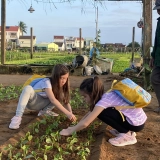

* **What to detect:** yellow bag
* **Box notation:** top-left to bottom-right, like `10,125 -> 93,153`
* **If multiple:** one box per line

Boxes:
108,78 -> 151,110
22,74 -> 46,92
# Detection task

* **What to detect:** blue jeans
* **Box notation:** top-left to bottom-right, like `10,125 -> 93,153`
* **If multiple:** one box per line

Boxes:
16,85 -> 55,117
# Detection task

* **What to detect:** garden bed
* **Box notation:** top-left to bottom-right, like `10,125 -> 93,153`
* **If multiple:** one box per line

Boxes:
0,108 -> 104,160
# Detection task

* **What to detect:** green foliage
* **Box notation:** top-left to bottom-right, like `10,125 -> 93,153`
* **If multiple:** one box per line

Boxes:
95,29 -> 101,49
18,21 -> 27,35
127,41 -> 140,48
4,51 -> 75,65
2,51 -> 142,73
100,52 -> 141,73
70,88 -> 87,109
1,114 -> 102,160
0,84 -> 22,101
0,88 -> 102,160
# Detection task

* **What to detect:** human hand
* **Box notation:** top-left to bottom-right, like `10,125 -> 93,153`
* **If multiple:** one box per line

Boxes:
67,113 -> 77,122
60,127 -> 74,136
149,58 -> 154,69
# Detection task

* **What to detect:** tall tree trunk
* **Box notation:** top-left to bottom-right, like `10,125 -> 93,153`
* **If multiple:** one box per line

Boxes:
142,0 -> 152,90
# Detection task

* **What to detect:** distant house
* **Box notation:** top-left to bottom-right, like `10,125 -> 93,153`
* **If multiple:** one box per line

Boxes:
53,36 -> 65,51
35,42 -> 58,52
64,37 -> 85,52
65,37 -> 75,52
19,36 -> 36,48
84,38 -> 94,49
105,43 -> 115,48
114,43 -> 126,52
105,43 -> 126,52
54,36 -> 65,43
74,37 -> 84,49
0,26 -> 22,47
54,42 -> 65,51
115,43 -> 126,48
105,43 -> 115,51
101,44 -> 106,48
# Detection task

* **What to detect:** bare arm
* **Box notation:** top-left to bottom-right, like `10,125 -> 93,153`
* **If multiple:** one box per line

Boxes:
64,104 -> 90,121
79,111 -> 91,122
45,88 -> 76,121
60,106 -> 104,136
64,103 -> 72,113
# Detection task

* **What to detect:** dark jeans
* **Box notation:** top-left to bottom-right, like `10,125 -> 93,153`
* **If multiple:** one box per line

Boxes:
97,107 -> 145,133
151,66 -> 160,107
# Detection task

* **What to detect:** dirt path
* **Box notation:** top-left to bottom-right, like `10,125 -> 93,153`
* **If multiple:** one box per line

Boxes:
0,74 -> 117,90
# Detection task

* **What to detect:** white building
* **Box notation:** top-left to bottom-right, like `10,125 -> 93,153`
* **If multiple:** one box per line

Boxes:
19,36 -> 36,48
0,26 -> 22,45
53,36 -> 65,51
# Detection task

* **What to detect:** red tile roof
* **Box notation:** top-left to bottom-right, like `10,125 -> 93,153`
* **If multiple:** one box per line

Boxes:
75,37 -> 84,40
54,36 -> 64,39
0,26 -> 19,31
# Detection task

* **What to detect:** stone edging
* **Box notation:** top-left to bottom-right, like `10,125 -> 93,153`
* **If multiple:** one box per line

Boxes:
0,64 -> 53,74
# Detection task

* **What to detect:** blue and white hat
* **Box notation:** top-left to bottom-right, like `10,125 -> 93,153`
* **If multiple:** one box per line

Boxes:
153,0 -> 160,10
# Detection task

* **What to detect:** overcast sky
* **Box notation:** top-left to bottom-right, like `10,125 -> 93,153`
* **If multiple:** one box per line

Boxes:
5,0 -> 158,45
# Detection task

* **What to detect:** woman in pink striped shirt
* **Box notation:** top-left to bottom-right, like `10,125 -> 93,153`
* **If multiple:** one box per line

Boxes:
60,76 -> 147,147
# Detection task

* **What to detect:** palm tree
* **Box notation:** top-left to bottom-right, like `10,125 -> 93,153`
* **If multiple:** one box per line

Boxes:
18,21 -> 27,36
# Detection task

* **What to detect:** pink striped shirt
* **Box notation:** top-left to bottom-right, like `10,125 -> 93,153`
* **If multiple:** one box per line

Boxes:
96,91 -> 147,126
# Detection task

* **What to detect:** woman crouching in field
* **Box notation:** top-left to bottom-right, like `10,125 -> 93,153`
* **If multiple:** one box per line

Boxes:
60,76 -> 147,147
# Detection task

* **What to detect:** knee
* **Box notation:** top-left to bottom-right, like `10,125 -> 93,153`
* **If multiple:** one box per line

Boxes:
26,105 -> 32,110
23,85 -> 34,93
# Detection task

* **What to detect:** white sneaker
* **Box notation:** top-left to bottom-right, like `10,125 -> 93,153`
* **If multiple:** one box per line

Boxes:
9,116 -> 22,129
108,132 -> 137,147
38,110 -> 59,117
109,129 -> 136,137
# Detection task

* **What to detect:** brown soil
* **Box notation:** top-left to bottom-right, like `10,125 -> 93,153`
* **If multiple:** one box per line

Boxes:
0,74 -> 160,160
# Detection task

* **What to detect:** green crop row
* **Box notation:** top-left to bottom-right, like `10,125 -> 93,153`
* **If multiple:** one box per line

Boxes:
0,51 -> 141,73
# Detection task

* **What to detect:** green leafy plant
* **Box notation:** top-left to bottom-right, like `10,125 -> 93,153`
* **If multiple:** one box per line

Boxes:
77,147 -> 90,160
1,91 -> 102,160
4,144 -> 14,159
21,144 -> 29,158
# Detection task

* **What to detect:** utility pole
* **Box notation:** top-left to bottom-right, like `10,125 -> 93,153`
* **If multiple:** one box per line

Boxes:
1,0 -> 6,65
142,0 -> 152,89
79,28 -> 82,55
95,6 -> 98,44
30,27 -> 33,59
131,27 -> 135,64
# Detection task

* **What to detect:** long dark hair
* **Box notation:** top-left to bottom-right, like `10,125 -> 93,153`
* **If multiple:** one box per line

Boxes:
49,64 -> 70,104
80,76 -> 104,111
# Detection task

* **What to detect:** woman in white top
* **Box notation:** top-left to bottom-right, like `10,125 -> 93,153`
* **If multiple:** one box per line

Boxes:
9,64 -> 77,129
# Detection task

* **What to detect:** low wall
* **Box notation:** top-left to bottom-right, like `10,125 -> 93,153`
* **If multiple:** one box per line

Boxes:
0,64 -> 54,74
